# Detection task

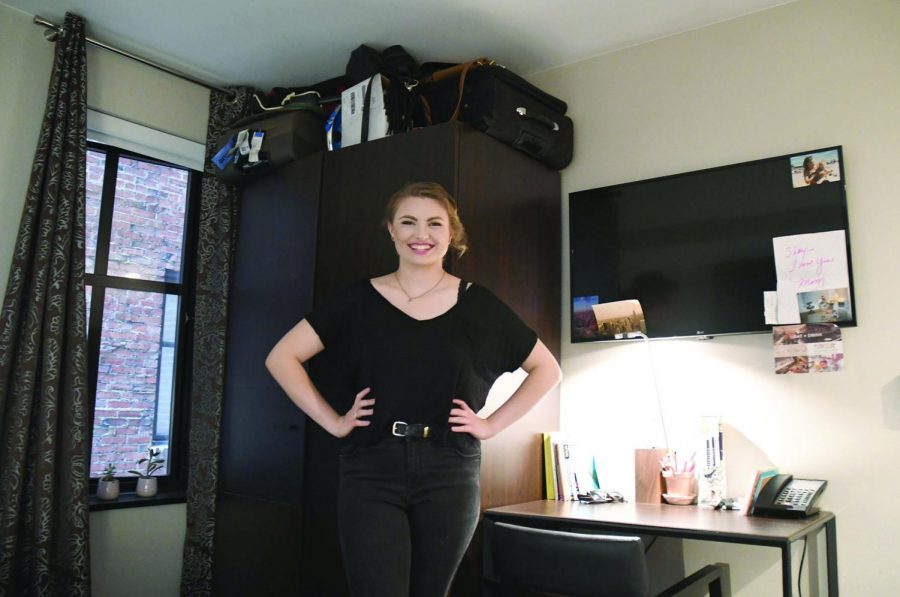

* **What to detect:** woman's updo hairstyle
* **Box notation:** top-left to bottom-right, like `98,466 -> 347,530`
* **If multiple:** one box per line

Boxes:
384,182 -> 468,257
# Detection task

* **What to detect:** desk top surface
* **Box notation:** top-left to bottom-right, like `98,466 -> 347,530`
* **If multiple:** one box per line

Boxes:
484,500 -> 834,544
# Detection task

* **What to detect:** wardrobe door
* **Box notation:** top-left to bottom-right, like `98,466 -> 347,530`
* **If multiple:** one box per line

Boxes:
454,125 -> 561,510
313,122 -> 458,302
449,126 -> 561,597
215,154 -> 321,596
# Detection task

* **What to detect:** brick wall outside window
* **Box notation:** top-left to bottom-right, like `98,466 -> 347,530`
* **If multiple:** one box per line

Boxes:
87,151 -> 188,479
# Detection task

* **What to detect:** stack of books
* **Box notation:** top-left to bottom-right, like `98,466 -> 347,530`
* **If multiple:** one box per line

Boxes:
742,467 -> 779,515
542,432 -> 600,500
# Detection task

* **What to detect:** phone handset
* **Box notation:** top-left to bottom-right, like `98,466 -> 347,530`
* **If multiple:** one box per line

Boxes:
753,474 -> 827,518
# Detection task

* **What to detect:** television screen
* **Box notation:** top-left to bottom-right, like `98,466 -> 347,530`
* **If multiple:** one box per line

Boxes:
569,146 -> 855,341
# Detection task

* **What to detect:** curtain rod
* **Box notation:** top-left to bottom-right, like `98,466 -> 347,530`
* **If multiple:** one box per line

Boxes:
33,15 -> 238,100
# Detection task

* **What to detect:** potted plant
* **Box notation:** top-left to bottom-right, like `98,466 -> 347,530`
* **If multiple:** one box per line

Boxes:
129,447 -> 164,497
97,463 -> 120,500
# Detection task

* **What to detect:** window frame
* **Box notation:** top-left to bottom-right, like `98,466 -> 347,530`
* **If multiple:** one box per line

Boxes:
86,140 -> 200,507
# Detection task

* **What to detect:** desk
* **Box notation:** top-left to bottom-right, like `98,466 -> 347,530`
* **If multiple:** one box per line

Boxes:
483,500 -> 837,596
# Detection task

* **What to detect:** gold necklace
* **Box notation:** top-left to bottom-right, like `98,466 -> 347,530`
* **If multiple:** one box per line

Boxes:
394,271 -> 446,303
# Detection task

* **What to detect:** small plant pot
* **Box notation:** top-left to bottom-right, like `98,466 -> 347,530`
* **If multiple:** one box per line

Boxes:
97,479 -> 120,500
136,477 -> 158,498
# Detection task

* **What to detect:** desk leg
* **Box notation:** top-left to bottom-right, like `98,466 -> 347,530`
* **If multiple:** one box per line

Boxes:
808,534 -> 820,597
782,544 -> 793,597
825,518 -> 839,596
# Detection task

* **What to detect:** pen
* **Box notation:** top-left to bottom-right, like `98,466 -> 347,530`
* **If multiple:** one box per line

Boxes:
719,430 -> 724,461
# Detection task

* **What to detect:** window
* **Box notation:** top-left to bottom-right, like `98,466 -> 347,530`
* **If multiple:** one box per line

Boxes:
85,141 -> 199,498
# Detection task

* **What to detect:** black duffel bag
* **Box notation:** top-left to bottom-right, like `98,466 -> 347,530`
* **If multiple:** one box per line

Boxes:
345,44 -> 430,136
420,59 -> 573,170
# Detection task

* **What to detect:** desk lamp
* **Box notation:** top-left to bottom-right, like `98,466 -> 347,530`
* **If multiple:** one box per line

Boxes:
590,299 -> 670,456
591,300 -> 674,502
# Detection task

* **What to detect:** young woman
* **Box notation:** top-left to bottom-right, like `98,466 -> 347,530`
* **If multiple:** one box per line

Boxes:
265,181 -> 561,596
803,155 -> 832,185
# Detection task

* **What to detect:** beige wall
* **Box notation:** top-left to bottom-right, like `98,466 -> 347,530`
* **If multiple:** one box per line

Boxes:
90,504 -> 187,597
0,4 -> 209,595
0,7 -> 54,301
0,4 -> 209,299
529,0 -> 900,594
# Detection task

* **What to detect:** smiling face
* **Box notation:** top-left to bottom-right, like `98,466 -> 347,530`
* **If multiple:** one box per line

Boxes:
387,196 -> 452,266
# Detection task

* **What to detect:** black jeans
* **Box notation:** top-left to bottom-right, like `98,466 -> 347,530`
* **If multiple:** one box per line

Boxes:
338,436 -> 481,597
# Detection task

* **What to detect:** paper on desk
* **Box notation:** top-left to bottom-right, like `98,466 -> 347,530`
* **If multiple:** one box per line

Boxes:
772,230 -> 850,324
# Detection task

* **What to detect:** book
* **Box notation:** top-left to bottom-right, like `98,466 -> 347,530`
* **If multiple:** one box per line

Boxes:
554,437 -> 600,500
698,416 -> 726,508
542,433 -> 557,500
556,441 -> 584,501
570,443 -> 600,495
544,433 -> 601,500
545,432 -> 568,500
742,467 -> 778,515
741,470 -> 762,515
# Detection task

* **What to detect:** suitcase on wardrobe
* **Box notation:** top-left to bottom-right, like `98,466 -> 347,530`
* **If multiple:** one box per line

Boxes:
212,108 -> 326,184
423,63 -> 573,170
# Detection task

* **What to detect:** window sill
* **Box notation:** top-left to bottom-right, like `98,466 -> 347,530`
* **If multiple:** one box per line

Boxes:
89,489 -> 186,511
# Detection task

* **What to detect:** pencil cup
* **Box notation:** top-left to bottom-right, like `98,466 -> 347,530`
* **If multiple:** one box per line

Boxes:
663,473 -> 696,504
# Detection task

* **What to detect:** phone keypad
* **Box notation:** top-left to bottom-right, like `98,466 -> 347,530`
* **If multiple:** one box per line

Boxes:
776,488 -> 814,507
775,479 -> 825,509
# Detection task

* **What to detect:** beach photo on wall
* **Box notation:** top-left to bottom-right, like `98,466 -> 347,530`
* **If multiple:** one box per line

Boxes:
791,148 -> 841,188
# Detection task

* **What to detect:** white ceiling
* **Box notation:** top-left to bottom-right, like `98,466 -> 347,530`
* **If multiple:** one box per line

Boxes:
3,0 -> 793,90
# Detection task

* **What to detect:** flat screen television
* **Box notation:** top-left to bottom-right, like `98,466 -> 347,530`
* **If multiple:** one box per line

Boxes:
569,146 -> 856,341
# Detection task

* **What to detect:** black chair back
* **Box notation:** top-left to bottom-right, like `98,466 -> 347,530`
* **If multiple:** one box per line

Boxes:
489,522 -> 651,597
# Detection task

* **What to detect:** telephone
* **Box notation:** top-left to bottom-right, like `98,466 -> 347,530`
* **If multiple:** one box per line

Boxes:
753,474 -> 827,518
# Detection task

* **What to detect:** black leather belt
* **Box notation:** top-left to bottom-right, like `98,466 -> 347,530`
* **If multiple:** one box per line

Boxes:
391,421 -> 431,438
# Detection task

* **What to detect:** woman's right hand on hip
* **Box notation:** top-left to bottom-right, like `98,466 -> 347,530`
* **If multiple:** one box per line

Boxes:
334,387 -> 375,438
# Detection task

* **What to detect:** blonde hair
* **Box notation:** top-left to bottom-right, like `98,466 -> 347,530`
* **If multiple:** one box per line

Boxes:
384,182 -> 468,257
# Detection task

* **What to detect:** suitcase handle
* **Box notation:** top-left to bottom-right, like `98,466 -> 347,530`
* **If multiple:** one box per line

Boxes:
516,107 -> 559,132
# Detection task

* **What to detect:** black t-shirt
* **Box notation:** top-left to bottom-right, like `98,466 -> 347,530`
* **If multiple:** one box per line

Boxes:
305,279 -> 537,446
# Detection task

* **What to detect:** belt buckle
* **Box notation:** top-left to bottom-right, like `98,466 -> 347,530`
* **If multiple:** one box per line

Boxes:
392,421 -> 408,437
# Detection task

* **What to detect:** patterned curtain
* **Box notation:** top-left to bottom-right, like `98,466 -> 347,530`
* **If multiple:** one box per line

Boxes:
0,13 -> 91,597
180,87 -> 254,596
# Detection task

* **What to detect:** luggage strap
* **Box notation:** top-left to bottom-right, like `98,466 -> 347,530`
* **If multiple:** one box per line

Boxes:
361,74 -> 377,143
419,58 -> 496,121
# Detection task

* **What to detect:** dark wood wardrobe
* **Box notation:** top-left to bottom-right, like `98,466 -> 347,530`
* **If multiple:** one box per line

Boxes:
214,122 -> 561,595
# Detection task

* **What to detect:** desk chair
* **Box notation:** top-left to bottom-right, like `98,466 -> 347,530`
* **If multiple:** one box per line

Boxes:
485,521 -> 731,597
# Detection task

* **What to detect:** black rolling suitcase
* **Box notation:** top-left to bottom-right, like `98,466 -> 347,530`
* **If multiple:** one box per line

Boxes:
421,60 -> 573,170
211,108 -> 326,184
